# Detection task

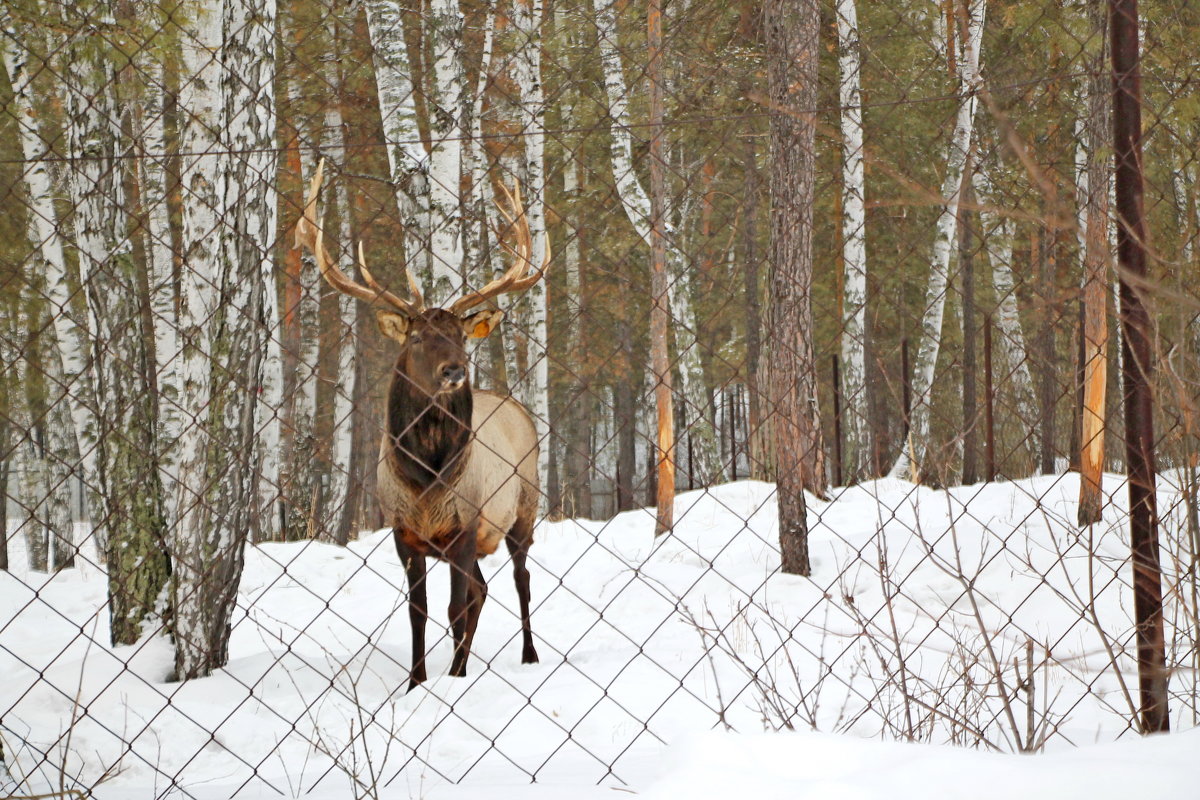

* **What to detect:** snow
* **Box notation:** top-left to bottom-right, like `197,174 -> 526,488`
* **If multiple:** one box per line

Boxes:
643,727 -> 1200,800
2,474 -> 1197,798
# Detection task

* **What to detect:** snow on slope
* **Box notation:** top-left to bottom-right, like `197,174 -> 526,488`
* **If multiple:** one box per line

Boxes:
1,474 -> 1196,798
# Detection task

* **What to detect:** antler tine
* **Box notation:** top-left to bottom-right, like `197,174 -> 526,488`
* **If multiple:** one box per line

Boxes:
448,180 -> 550,315
358,242 -> 426,313
294,158 -> 422,315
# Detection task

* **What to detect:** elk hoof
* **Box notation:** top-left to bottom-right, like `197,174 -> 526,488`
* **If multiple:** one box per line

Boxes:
522,645 -> 539,665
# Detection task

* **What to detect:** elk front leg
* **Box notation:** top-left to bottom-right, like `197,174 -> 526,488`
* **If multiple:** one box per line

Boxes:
447,525 -> 483,678
393,531 -> 428,691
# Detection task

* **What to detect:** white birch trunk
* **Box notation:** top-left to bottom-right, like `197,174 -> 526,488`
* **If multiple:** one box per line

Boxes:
425,0 -> 467,301
592,0 -> 720,485
15,323 -> 76,572
512,0 -> 551,511
837,0 -> 870,482
892,0 -> 987,480
136,56 -> 182,513
974,167 -> 1041,462
172,0 -> 277,679
1,10 -> 99,501
321,65 -> 357,542
1173,157 -> 1200,351
61,1 -> 172,642
464,3 -> 498,288
363,0 -> 432,282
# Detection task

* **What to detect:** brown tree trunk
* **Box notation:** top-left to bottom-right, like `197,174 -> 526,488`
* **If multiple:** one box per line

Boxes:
767,0 -> 824,574
961,159 -> 978,484
1078,0 -> 1110,526
743,135 -> 767,480
1110,0 -> 1168,733
648,0 -> 675,535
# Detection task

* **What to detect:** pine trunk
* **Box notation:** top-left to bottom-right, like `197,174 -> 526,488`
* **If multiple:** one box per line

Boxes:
767,0 -> 823,573
1077,0 -> 1110,525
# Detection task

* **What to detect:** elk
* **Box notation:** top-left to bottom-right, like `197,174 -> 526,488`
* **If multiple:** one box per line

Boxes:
294,161 -> 547,690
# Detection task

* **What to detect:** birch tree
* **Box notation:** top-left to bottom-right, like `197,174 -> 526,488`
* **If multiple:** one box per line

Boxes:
591,0 -> 721,488
892,0 -> 987,482
171,0 -> 277,679
3,15 -> 81,573
974,166 -> 1041,464
319,18 -> 358,542
363,0 -> 432,284
511,0 -> 551,510
56,1 -> 172,642
837,0 -> 870,483
425,0 -> 468,300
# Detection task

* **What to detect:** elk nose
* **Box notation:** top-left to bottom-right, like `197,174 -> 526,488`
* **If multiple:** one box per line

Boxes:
442,364 -> 466,385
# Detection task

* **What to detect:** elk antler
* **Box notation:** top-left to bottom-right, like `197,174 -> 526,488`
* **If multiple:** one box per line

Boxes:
294,159 -> 425,315
448,181 -> 550,315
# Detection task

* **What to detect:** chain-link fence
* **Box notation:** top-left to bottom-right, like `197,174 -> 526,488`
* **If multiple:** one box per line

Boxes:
2,0 -> 1199,796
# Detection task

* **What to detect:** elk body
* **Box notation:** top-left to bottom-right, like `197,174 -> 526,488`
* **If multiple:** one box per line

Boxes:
295,162 -> 547,690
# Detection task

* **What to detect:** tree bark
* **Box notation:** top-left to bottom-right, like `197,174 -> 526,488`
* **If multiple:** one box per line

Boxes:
837,0 -> 871,484
1110,0 -> 1168,733
767,0 -> 823,573
171,0 -> 277,679
513,0 -> 552,512
60,1 -> 170,642
974,167 -> 1041,467
894,0 -> 986,482
648,0 -> 675,533
1077,0 -> 1110,525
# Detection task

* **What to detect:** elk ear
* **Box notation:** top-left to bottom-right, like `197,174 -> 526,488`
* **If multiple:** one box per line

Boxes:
462,309 -> 503,339
376,311 -> 411,343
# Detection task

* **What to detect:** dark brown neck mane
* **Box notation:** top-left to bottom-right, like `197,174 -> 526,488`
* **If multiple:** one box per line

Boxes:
387,363 -> 473,492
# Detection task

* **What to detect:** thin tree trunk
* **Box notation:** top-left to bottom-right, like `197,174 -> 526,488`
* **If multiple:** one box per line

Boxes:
975,167 -> 1041,467
743,136 -> 766,480
961,160 -> 979,484
894,0 -> 986,482
363,0 -> 432,287
837,0 -> 870,483
1078,0 -> 1110,525
1110,0 -> 1168,733
592,0 -> 718,491
1037,228 -> 1058,475
562,158 -> 590,516
648,0 -> 675,533
321,16 -> 358,544
767,0 -> 823,573
513,0 -> 551,512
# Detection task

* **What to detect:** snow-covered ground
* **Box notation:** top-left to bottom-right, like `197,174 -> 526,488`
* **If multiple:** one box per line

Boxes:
1,474 -> 1197,798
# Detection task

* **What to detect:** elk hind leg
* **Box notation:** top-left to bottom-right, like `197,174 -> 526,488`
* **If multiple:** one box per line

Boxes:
505,520 -> 539,664
448,529 -> 483,678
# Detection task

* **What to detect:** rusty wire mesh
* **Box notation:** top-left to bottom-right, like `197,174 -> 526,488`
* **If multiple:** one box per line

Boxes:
2,0 -> 1199,796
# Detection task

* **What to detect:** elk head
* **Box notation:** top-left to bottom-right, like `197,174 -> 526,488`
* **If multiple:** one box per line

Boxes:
293,159 -> 550,402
